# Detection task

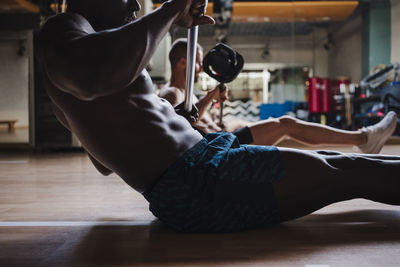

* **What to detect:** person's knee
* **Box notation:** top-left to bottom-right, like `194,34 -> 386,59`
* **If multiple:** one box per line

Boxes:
278,116 -> 297,131
278,115 -> 297,124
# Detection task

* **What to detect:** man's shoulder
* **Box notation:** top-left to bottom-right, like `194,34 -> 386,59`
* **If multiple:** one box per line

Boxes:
159,84 -> 180,96
37,12 -> 94,60
159,84 -> 184,106
39,12 -> 93,41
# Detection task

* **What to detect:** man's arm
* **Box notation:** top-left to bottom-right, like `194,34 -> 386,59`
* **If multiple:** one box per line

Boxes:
196,84 -> 228,120
52,104 -> 113,175
87,153 -> 113,176
159,85 -> 227,123
38,0 -> 214,100
54,106 -> 114,175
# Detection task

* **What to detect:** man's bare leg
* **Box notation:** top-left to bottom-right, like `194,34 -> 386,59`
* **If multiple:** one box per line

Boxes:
249,115 -> 365,146
249,112 -> 397,153
223,118 -> 249,132
273,147 -> 400,222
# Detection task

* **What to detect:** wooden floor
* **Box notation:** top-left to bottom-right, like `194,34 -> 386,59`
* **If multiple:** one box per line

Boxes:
1,142 -> 400,267
0,127 -> 29,144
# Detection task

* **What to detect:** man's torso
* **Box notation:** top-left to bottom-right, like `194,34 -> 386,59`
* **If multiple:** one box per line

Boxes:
39,14 -> 203,193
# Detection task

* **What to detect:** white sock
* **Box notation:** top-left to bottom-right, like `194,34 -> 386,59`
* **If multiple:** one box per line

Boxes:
356,111 -> 397,154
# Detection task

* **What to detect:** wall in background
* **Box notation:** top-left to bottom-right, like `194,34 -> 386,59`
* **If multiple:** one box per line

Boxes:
0,31 -> 30,127
312,28 -> 329,78
392,0 -> 400,63
328,14 -> 363,83
163,15 -> 369,84
199,33 -> 328,75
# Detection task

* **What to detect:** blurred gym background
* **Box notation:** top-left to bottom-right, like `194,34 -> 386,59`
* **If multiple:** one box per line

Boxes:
1,0 -> 399,149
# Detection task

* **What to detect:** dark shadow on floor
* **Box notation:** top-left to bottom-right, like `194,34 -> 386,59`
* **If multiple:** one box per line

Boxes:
45,209 -> 400,266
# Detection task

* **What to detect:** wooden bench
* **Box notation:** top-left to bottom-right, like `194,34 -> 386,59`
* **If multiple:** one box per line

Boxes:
0,120 -> 18,132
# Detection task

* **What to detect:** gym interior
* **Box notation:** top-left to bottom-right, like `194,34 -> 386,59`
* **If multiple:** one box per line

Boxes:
1,0 -> 400,266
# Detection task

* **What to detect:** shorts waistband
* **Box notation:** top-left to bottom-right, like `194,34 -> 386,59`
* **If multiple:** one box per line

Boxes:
181,137 -> 209,162
142,132 -> 238,197
181,132 -> 237,162
142,136 -> 209,197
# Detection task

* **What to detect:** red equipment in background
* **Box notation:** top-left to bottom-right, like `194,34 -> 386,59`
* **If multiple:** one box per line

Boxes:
320,78 -> 331,113
308,77 -> 321,113
308,77 -> 333,114
307,76 -> 354,128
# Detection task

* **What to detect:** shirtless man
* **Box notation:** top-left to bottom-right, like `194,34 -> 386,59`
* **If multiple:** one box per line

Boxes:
38,0 -> 400,233
159,38 -> 398,153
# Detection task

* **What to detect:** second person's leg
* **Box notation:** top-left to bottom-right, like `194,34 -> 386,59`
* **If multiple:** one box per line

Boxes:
249,112 -> 397,153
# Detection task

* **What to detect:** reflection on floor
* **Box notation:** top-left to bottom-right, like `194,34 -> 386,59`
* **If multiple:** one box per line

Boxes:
0,143 -> 399,266
0,127 -> 29,143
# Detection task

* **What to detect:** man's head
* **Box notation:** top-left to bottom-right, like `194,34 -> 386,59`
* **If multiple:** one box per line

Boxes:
169,38 -> 203,82
68,0 -> 141,31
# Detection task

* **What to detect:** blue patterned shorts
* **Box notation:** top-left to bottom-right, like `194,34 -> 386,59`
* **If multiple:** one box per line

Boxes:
143,132 -> 286,233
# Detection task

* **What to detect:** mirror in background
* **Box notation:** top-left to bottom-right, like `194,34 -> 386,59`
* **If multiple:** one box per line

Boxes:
0,32 -> 32,145
196,65 -> 310,123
